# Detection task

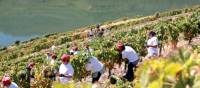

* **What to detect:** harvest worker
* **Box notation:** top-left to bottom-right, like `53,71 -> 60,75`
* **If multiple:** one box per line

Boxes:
58,54 -> 74,84
88,28 -> 94,39
95,24 -> 104,37
84,43 -> 94,56
85,56 -> 104,84
18,61 -> 35,88
95,24 -> 101,32
70,46 -> 80,55
96,28 -> 104,37
50,53 -> 57,65
1,76 -> 19,88
111,35 -> 117,43
43,53 -> 59,81
145,31 -> 159,59
70,42 -> 80,55
46,51 -> 52,61
51,45 -> 56,52
116,42 -> 139,81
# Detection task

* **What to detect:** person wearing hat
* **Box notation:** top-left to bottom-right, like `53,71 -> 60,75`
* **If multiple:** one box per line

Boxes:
18,61 -> 35,88
1,76 -> 19,88
58,54 -> 74,83
116,42 -> 139,81
85,56 -> 104,84
145,31 -> 159,59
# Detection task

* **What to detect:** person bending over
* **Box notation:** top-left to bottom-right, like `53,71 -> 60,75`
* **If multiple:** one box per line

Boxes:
116,42 -> 139,81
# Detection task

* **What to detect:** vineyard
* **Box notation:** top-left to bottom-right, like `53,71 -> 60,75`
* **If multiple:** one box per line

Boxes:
0,6 -> 200,88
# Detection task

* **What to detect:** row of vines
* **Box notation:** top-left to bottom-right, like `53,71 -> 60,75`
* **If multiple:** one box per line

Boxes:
0,7 -> 200,88
0,6 -> 200,62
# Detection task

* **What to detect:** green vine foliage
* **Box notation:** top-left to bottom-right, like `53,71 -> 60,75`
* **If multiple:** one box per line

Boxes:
134,50 -> 200,88
0,8 -> 200,87
71,54 -> 89,81
167,23 -> 180,42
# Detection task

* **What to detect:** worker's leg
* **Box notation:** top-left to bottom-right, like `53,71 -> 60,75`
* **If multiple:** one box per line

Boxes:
92,72 -> 101,84
124,60 -> 139,81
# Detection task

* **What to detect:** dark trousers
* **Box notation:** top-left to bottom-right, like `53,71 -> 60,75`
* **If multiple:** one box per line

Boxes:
124,60 -> 138,81
92,72 -> 101,83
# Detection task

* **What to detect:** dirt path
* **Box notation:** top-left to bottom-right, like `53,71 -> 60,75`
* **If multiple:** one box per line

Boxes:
109,13 -> 191,33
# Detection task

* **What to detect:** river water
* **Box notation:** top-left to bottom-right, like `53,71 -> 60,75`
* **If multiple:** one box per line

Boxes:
0,0 -> 200,47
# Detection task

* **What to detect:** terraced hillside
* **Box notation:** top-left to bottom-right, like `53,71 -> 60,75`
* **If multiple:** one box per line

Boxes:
0,5 -> 200,88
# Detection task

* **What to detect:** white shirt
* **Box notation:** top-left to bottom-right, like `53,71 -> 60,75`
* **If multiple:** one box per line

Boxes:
59,63 -> 74,83
70,49 -> 80,55
89,31 -> 94,36
147,37 -> 158,56
84,48 -> 93,56
86,56 -> 104,73
51,45 -> 56,52
46,55 -> 51,61
8,82 -> 19,88
50,59 -> 55,65
86,48 -> 93,52
122,46 -> 139,63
